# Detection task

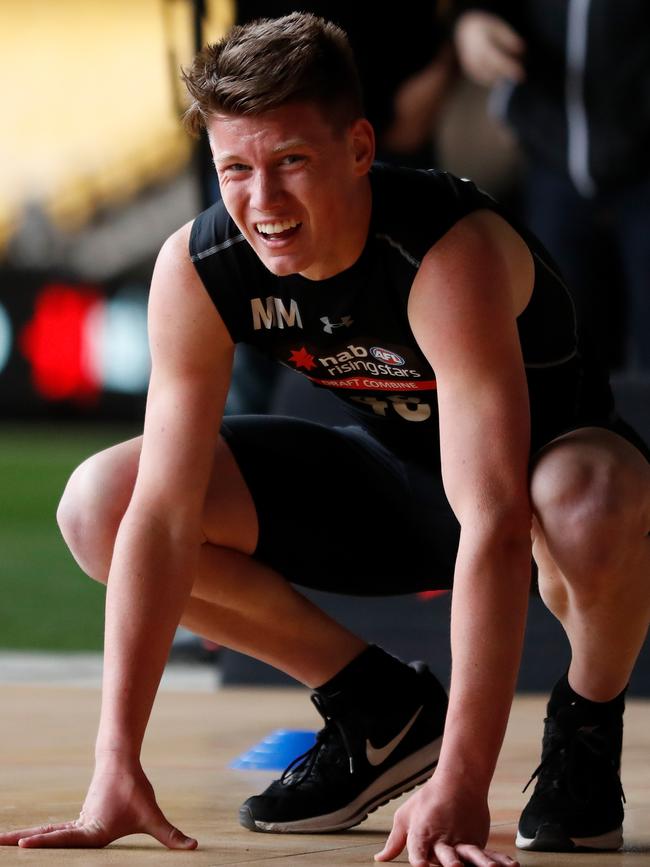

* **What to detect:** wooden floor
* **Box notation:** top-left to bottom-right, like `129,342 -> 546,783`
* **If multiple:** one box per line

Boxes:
1,684 -> 648,865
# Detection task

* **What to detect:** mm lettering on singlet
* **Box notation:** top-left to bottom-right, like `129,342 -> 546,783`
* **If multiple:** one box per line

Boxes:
251,296 -> 303,330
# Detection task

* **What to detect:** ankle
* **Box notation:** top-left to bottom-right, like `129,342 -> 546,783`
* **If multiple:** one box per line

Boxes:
549,670 -> 627,722
316,645 -> 413,699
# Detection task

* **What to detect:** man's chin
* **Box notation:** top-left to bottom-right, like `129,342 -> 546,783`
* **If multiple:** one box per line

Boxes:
257,253 -> 303,277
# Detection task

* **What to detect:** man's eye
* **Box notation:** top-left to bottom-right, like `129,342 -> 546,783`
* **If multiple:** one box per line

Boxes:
226,163 -> 250,172
281,154 -> 305,165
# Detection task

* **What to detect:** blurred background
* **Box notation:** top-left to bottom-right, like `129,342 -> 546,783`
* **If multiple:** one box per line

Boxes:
1,0 -> 648,691
1,0 -> 231,655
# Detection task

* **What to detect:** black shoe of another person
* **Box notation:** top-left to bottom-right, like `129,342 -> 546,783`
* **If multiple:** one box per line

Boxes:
239,661 -> 448,833
516,700 -> 625,851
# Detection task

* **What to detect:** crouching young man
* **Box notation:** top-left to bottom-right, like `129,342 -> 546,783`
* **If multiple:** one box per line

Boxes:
2,13 -> 648,864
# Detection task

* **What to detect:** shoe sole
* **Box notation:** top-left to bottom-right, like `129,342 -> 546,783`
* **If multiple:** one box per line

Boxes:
239,738 -> 442,833
516,823 -> 623,852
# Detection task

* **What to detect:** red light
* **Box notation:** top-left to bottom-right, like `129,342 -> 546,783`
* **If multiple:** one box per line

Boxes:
20,284 -> 103,402
417,590 -> 450,601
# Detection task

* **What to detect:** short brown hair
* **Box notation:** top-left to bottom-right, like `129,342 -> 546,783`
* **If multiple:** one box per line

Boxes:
182,12 -> 364,137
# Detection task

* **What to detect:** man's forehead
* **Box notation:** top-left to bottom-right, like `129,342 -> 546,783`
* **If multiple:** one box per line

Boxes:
213,135 -> 311,159
208,104 -> 339,151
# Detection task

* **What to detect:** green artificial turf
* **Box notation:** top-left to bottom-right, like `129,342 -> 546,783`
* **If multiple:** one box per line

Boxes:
0,423 -> 139,650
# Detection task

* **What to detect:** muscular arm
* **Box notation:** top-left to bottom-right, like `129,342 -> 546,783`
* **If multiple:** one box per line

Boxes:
412,210 -> 534,789
377,209 -> 534,866
97,223 -> 234,758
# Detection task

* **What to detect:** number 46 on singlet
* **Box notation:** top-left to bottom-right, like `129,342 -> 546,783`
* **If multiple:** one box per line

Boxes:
350,395 -> 432,422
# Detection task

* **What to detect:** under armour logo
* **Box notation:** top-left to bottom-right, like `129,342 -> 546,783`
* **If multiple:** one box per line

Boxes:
321,315 -> 353,334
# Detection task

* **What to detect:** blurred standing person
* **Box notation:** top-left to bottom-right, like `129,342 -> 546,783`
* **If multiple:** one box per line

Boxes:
453,1 -> 650,374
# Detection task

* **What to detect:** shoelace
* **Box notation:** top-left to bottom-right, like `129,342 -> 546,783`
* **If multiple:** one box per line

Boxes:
280,693 -> 356,788
522,717 -> 625,805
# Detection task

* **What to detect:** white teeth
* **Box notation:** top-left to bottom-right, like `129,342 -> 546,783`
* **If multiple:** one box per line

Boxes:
256,219 -> 300,235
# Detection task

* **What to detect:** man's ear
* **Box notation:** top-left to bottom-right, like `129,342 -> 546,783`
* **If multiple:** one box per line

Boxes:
349,118 -> 375,175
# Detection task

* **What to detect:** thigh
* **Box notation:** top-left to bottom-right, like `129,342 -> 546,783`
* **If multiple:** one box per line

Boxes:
220,415 -> 460,595
202,433 -> 259,554
527,348 -> 650,463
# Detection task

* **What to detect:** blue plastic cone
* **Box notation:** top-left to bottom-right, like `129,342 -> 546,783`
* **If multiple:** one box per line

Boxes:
230,729 -> 317,770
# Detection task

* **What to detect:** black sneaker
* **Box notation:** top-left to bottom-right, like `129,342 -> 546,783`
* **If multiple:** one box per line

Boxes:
516,701 -> 625,851
239,661 -> 447,833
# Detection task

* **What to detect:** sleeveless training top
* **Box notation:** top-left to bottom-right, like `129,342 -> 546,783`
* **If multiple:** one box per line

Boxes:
189,163 -> 610,463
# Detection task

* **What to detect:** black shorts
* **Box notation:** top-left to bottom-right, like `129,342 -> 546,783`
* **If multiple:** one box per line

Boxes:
221,411 -> 649,597
221,416 -> 460,595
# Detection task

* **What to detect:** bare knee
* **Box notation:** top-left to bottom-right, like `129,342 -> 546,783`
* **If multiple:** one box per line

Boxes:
531,432 -> 649,593
57,439 -> 141,582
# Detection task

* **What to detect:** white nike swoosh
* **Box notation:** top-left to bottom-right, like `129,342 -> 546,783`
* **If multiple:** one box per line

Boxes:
365,706 -> 423,767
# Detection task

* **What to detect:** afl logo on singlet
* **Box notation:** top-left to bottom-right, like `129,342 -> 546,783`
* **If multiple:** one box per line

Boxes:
370,347 -> 405,366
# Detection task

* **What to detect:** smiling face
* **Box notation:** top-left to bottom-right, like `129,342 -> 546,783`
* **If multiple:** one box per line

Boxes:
208,102 -> 374,280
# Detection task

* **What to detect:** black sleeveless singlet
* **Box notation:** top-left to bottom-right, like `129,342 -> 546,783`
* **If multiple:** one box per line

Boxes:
189,163 -> 616,463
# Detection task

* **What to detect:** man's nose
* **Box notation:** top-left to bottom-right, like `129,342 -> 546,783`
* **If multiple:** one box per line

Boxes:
250,170 -> 284,211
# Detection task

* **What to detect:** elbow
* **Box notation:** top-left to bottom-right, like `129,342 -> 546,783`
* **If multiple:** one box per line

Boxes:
487,522 -> 532,573
459,499 -> 533,568
491,502 -> 533,557
494,501 -> 533,547
497,521 -> 534,571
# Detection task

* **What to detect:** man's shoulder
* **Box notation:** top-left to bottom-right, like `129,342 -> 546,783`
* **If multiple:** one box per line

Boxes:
369,161 -> 443,200
370,162 -> 491,203
189,199 -> 248,265
369,163 -> 498,262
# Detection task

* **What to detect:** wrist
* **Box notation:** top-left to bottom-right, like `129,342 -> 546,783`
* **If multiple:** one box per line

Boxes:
427,764 -> 491,801
94,741 -> 141,766
95,720 -> 143,759
433,755 -> 493,795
